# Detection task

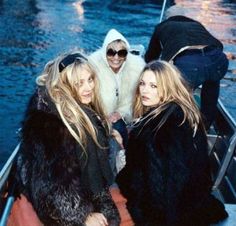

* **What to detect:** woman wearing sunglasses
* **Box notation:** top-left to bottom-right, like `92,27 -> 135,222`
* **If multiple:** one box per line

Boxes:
89,29 -> 145,149
14,52 -> 120,226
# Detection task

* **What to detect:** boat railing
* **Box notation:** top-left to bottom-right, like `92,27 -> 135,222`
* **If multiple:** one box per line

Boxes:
217,99 -> 236,128
213,132 -> 236,188
208,100 -> 236,204
0,143 -> 20,191
0,143 -> 20,226
129,44 -> 145,57
0,102 -> 236,225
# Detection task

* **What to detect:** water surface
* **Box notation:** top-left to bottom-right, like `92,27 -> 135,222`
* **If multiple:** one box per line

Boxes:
0,0 -> 235,169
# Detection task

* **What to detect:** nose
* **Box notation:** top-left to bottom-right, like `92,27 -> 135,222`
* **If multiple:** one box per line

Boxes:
140,84 -> 148,93
113,53 -> 119,59
84,81 -> 93,91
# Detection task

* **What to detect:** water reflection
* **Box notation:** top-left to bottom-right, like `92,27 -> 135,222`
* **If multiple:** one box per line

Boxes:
0,0 -> 42,167
0,0 -> 162,168
170,0 -> 236,121
73,0 -> 85,18
172,0 -> 236,44
0,0 -> 235,169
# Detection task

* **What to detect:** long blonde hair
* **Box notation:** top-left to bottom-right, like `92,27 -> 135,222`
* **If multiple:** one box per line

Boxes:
36,52 -> 109,151
133,60 -> 202,129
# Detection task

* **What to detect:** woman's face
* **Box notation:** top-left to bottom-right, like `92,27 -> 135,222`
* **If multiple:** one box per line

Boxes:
106,42 -> 127,73
77,66 -> 95,105
139,70 -> 159,107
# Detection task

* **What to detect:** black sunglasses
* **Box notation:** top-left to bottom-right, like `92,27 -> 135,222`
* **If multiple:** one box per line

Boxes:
59,53 -> 87,72
106,48 -> 128,58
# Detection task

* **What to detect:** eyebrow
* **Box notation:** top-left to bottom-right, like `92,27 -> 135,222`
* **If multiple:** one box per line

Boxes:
78,75 -> 93,82
140,79 -> 157,85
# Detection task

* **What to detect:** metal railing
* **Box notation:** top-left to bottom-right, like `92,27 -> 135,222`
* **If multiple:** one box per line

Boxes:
0,143 -> 20,226
159,0 -> 168,23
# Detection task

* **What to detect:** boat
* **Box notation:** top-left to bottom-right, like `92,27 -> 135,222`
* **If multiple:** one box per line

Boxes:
208,101 -> 236,225
1,1 -> 236,225
0,90 -> 236,226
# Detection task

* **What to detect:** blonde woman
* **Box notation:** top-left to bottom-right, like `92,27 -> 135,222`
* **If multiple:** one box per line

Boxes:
116,60 -> 228,225
16,52 -> 120,226
89,29 -> 145,147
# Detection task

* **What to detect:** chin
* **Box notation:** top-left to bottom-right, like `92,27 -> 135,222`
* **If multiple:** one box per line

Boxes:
111,64 -> 122,70
141,101 -> 149,107
81,100 -> 91,105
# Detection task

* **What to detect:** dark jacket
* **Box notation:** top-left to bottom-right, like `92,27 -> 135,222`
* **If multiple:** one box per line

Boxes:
117,103 -> 228,226
16,87 -> 120,226
145,16 -> 223,62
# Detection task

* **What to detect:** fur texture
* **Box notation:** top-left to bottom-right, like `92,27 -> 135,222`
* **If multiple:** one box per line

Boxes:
88,30 -> 145,123
117,103 -> 228,226
16,90 -> 120,226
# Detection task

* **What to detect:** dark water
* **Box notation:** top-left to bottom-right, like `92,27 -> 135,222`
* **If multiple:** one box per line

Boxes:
168,0 -> 236,120
0,0 -> 165,168
0,0 -> 235,169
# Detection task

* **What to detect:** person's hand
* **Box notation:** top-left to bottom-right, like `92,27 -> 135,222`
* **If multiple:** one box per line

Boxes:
112,129 -> 124,149
85,213 -> 108,226
108,112 -> 122,123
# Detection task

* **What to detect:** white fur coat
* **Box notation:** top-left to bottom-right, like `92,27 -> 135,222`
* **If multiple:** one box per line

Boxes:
88,29 -> 145,123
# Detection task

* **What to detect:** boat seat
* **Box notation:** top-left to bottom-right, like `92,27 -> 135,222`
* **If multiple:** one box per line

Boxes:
212,204 -> 236,225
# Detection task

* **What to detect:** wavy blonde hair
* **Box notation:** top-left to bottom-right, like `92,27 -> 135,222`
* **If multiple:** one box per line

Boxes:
133,60 -> 202,130
36,52 -> 109,151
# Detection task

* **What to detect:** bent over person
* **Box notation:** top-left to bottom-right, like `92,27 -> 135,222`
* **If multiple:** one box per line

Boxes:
15,52 -> 120,226
145,15 -> 229,130
117,61 -> 228,226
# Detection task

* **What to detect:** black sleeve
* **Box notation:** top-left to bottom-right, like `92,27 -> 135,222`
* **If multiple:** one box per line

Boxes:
17,110 -> 95,226
144,15 -> 199,63
92,188 -> 121,226
144,25 -> 162,63
167,15 -> 197,23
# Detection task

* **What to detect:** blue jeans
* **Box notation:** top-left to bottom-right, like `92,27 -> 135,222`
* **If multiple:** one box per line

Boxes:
112,118 -> 128,148
174,48 -> 229,129
109,137 -> 120,179
109,119 -> 128,179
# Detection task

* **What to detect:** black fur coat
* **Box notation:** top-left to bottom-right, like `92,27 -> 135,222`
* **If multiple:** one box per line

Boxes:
16,88 -> 120,226
117,103 -> 228,226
